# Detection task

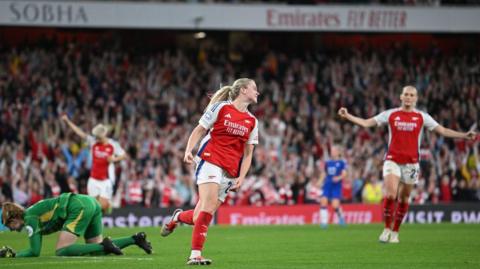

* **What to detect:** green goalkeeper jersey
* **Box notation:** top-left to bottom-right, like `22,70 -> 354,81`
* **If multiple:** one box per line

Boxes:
24,193 -> 73,236
16,193 -> 103,257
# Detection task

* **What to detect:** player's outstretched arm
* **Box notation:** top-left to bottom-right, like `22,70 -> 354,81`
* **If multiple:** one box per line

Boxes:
61,115 -> 88,139
433,125 -> 477,140
338,107 -> 377,128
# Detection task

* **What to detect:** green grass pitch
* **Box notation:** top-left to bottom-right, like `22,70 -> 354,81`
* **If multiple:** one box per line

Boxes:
1,224 -> 479,269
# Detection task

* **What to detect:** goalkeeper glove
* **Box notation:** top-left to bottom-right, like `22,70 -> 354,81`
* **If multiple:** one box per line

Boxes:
0,246 -> 16,258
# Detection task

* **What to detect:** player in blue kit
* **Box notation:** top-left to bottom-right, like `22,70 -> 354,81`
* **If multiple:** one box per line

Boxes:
319,145 -> 347,228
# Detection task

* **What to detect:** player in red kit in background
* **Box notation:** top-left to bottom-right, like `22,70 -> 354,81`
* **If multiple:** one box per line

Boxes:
338,86 -> 476,243
161,78 -> 259,265
61,115 -> 127,213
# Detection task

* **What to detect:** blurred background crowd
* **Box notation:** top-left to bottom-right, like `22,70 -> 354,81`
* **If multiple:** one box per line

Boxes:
0,31 -> 479,208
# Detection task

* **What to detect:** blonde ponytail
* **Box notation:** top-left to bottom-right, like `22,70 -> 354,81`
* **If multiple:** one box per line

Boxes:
207,86 -> 233,109
206,78 -> 253,110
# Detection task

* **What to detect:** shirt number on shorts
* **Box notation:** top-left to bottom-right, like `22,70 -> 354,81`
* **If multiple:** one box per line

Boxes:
410,168 -> 418,180
225,181 -> 233,194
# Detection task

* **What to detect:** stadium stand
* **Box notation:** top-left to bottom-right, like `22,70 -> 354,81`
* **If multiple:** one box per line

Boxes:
0,30 -> 479,208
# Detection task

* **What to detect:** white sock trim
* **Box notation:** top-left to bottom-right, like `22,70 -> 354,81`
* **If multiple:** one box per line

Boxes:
190,250 -> 201,259
173,211 -> 180,222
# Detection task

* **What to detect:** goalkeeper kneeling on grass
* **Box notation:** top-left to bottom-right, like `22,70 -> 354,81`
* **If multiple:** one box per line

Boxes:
0,193 -> 152,258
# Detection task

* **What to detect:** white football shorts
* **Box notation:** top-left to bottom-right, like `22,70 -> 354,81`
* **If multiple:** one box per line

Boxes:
383,160 -> 420,185
195,159 -> 235,202
87,177 -> 113,200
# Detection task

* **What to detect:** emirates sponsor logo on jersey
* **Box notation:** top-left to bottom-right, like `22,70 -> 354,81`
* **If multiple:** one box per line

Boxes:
394,121 -> 418,131
94,149 -> 110,158
224,120 -> 249,136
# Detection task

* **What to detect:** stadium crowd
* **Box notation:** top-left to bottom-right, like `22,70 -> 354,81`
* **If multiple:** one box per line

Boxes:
0,38 -> 479,209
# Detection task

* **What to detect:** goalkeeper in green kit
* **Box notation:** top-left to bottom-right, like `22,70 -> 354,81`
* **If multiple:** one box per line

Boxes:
0,193 -> 152,258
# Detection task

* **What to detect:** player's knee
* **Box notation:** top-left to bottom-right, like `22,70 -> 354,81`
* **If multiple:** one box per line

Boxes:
385,193 -> 396,200
384,186 -> 396,197
199,205 -> 216,215
199,203 -> 216,214
199,198 -> 217,214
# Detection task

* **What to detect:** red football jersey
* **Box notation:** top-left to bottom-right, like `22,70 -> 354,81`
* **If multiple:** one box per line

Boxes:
87,136 -> 125,180
374,108 -> 439,164
197,101 -> 259,177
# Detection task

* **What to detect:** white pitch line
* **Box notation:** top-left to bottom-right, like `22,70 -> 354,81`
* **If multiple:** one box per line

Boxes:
52,256 -> 154,260
3,257 -> 154,267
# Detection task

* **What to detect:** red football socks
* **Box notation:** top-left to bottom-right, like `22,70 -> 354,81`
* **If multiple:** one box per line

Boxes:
393,202 -> 409,232
191,211 -> 213,251
383,197 -> 396,229
178,210 -> 195,225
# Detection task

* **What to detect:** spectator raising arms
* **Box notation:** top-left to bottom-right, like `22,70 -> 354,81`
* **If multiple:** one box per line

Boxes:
0,40 -> 479,208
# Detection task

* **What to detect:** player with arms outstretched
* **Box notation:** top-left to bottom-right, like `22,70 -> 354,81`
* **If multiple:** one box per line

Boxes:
319,145 -> 347,228
338,86 -> 476,243
61,115 -> 126,212
0,193 -> 151,258
161,78 -> 259,265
